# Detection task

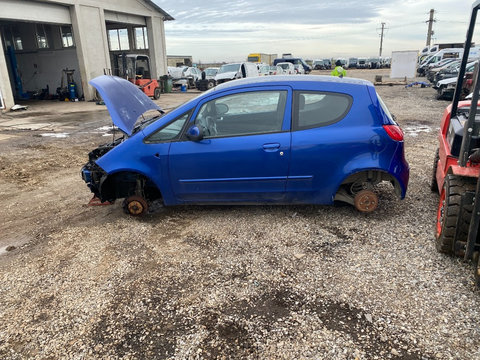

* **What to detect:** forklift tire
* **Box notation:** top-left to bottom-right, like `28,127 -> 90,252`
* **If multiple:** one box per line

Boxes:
474,254 -> 480,288
436,175 -> 476,256
153,88 -> 161,100
430,148 -> 440,193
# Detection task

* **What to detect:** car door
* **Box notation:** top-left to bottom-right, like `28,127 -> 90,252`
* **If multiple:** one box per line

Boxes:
168,87 -> 292,203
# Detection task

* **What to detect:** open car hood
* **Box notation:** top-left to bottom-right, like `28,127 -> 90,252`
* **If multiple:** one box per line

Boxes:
89,75 -> 162,136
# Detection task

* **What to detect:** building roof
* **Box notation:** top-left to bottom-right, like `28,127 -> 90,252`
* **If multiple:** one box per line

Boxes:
145,0 -> 174,21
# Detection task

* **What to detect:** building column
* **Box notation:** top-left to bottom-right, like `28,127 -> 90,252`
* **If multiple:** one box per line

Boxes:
70,4 -> 111,100
0,34 -> 15,111
147,15 -> 167,79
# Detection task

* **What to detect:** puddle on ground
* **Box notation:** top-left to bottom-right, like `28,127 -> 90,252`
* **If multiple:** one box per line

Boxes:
403,125 -> 432,137
40,133 -> 70,138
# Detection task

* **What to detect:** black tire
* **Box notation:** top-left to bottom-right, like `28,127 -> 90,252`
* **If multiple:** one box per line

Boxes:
436,175 -> 476,256
153,88 -> 161,100
436,87 -> 445,100
431,148 -> 440,193
207,80 -> 215,90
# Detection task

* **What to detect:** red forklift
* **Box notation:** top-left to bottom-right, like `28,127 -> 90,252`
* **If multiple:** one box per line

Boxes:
118,54 -> 161,99
432,0 -> 480,286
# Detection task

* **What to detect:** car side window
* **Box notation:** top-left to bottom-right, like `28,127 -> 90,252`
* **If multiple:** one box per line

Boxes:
194,91 -> 287,138
145,111 -> 191,143
293,91 -> 352,130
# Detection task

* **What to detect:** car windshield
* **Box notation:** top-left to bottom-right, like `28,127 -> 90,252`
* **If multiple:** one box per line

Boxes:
205,68 -> 217,76
218,64 -> 240,73
279,63 -> 289,69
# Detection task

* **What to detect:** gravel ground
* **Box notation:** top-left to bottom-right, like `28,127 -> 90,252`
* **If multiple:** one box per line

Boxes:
1,69 -> 480,359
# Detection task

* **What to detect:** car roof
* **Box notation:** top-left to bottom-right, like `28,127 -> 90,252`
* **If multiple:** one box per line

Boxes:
214,75 -> 372,91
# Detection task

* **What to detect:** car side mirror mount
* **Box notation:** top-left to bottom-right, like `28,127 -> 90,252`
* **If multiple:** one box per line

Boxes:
186,125 -> 204,141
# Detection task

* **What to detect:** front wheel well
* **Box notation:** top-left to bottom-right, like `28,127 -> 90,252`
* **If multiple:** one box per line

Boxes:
334,170 -> 402,206
99,171 -> 162,203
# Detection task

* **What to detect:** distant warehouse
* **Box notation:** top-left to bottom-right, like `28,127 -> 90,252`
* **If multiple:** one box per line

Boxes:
0,0 -> 173,110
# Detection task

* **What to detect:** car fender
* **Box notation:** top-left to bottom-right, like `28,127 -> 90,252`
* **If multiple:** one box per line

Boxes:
332,145 -> 408,201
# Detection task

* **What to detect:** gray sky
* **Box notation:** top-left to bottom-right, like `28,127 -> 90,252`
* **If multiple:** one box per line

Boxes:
154,0 -> 477,63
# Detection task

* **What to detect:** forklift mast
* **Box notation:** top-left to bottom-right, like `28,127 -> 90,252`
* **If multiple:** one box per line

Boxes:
458,0 -> 480,261
454,0 -> 480,167
118,54 -> 151,81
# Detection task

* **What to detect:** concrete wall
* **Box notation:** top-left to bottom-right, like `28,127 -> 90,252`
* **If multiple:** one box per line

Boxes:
0,0 -> 71,24
16,49 -> 82,96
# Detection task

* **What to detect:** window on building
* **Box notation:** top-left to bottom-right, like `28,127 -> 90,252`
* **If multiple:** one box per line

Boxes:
36,24 -> 49,49
134,27 -> 148,50
61,25 -> 74,48
108,28 -> 130,51
2,25 -> 24,50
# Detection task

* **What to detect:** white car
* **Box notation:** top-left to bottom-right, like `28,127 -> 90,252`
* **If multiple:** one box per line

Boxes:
214,62 -> 259,84
169,66 -> 202,88
258,64 -> 270,76
268,65 -> 284,75
277,62 -> 295,74
293,64 -> 305,74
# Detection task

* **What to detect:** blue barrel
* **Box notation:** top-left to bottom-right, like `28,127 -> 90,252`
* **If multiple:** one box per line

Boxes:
181,84 -> 187,92
69,83 -> 77,99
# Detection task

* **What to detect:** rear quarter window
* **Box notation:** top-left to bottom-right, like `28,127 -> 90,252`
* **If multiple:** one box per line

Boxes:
293,91 -> 353,131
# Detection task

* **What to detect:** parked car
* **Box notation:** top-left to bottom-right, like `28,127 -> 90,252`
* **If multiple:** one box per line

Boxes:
312,59 -> 324,70
347,58 -> 358,68
434,61 -> 476,85
258,64 -> 270,76
357,58 -> 367,69
435,61 -> 477,100
268,65 -> 284,75
426,59 -> 458,83
195,67 -> 218,91
293,64 -> 305,74
169,66 -> 202,88
81,75 -> 409,216
277,62 -> 295,74
368,57 -> 381,69
273,57 -> 311,73
323,59 -> 332,70
214,62 -> 259,84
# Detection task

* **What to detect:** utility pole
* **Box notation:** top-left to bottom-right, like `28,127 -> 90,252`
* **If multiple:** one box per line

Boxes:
426,9 -> 435,46
379,22 -> 386,57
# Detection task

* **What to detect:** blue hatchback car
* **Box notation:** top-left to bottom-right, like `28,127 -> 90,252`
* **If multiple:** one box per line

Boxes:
82,75 -> 409,215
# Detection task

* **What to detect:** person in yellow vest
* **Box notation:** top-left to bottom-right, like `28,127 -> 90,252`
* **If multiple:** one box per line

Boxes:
331,60 -> 347,78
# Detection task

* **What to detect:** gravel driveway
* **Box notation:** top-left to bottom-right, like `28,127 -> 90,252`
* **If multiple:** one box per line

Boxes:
0,70 -> 479,359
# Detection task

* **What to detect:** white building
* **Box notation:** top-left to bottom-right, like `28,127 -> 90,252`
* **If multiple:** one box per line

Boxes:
0,0 -> 173,110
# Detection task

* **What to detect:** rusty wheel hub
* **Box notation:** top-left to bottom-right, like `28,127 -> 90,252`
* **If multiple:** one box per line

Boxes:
354,189 -> 378,213
125,196 -> 148,216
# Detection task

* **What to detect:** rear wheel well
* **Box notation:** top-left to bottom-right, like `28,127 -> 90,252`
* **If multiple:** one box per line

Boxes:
100,171 -> 162,203
334,170 -> 401,206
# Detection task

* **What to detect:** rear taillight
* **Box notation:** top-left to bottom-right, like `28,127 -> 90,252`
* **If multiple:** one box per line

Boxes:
383,125 -> 404,141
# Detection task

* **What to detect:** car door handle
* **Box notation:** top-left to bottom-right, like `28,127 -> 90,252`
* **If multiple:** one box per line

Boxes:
262,143 -> 281,152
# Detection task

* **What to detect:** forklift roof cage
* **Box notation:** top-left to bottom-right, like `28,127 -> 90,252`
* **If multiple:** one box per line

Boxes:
452,0 -> 480,167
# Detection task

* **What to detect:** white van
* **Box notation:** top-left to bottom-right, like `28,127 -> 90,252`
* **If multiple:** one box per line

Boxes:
420,48 -> 465,68
214,62 -> 259,84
